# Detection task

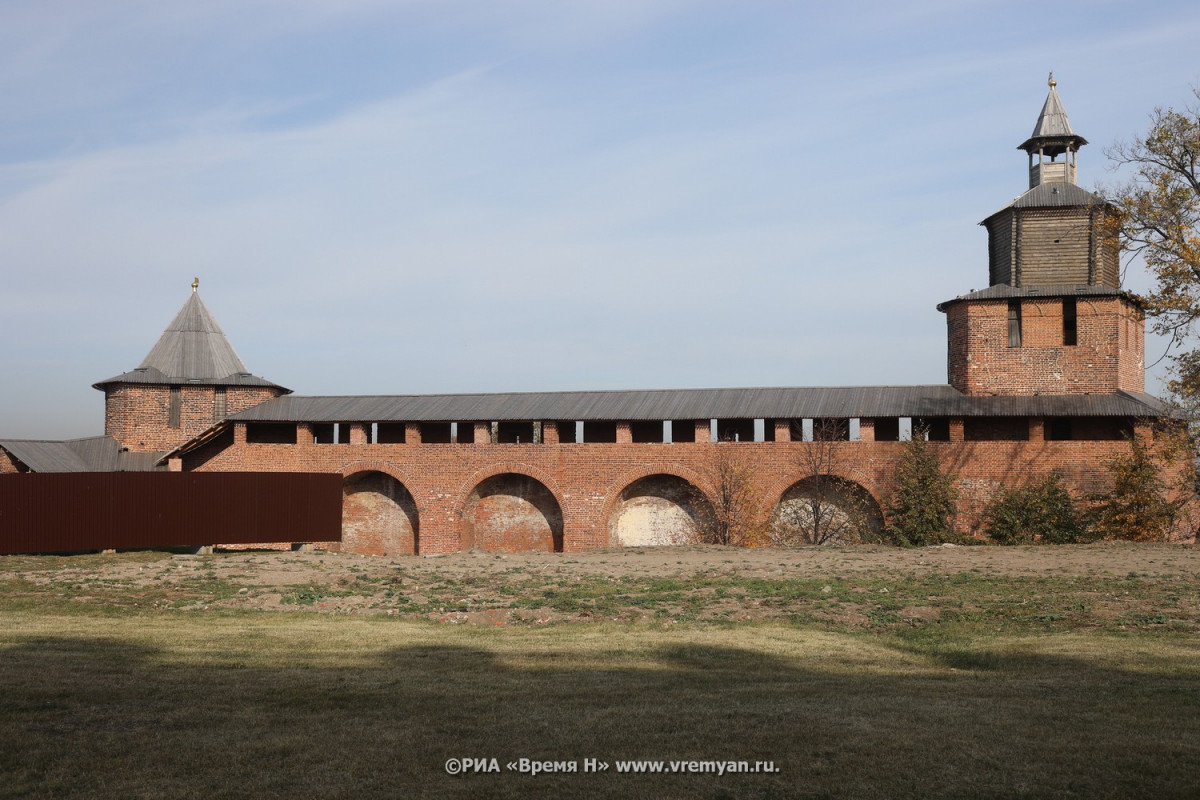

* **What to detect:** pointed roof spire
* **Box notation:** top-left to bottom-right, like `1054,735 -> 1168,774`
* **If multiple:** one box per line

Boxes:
93,284 -> 289,392
1018,73 -> 1088,156
137,289 -> 248,380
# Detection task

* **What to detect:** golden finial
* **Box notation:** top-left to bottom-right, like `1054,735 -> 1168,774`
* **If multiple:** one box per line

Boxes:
191,277 -> 199,292
1048,71 -> 1056,89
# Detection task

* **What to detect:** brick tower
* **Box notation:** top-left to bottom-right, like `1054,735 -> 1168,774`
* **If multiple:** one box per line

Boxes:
940,75 -> 1145,396
93,280 -> 289,452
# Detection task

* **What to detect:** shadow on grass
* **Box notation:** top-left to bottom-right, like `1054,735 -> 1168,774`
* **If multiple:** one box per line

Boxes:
1,632 -> 1198,800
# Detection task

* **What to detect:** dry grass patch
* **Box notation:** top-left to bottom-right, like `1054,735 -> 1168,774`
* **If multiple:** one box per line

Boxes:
2,609 -> 1199,799
3,545 -> 1199,798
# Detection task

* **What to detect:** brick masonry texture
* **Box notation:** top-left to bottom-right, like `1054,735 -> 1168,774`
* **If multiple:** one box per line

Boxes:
0,449 -> 21,474
180,429 -> 1181,554
946,296 -> 1145,395
105,385 -> 284,452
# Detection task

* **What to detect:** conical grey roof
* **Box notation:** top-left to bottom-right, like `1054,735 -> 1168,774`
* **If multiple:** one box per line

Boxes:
94,288 -> 289,391
138,291 -> 248,380
1018,76 -> 1087,155
1030,84 -> 1075,138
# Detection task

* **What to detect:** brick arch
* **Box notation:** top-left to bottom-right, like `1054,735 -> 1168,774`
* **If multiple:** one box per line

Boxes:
600,464 -> 714,529
339,460 -> 428,515
603,465 -> 715,547
453,462 -> 567,517
763,466 -> 883,514
768,472 -> 885,545
340,465 -> 421,556
457,463 -> 566,553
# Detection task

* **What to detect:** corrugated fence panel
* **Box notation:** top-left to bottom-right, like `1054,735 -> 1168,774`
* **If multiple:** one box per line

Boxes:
0,472 -> 342,555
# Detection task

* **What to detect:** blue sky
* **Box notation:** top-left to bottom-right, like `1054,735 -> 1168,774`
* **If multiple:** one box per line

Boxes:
4,0 -> 1200,439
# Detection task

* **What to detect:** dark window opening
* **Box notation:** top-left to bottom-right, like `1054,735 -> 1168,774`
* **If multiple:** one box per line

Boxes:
419,423 -> 452,444
670,420 -> 697,443
168,387 -> 181,429
1047,419 -> 1073,441
812,418 -> 849,441
376,423 -> 406,443
582,421 -> 617,443
1072,417 -> 1134,440
872,417 -> 900,442
964,417 -> 1029,441
455,422 -> 477,444
213,387 -> 227,421
1063,298 -> 1077,346
630,420 -> 664,443
716,419 -> 754,442
1007,301 -> 1022,347
497,421 -> 535,443
916,418 -> 951,441
247,423 -> 296,444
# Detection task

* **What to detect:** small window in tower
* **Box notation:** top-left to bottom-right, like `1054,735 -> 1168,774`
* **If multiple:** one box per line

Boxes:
1062,298 -> 1077,346
1007,301 -> 1022,347
169,387 -> 181,428
213,387 -> 227,420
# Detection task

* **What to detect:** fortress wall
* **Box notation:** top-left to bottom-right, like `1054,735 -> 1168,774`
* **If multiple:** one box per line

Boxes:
187,433 -> 1172,554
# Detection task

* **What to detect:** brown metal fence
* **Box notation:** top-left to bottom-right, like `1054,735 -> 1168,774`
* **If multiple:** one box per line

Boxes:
0,472 -> 342,555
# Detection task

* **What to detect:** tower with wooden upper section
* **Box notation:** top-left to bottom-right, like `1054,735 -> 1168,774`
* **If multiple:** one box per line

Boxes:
939,75 -> 1145,396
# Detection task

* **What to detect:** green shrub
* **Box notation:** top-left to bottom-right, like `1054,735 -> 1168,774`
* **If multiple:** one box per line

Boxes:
885,432 -> 959,546
983,473 -> 1088,544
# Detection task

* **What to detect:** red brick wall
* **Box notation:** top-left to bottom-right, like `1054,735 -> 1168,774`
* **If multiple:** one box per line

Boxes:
104,384 -> 283,452
341,471 -> 419,556
947,296 -> 1145,395
463,474 -> 563,552
186,431 -> 1189,552
0,449 -> 24,474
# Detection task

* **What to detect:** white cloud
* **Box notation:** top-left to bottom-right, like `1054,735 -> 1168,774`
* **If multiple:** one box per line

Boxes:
2,0 -> 1197,437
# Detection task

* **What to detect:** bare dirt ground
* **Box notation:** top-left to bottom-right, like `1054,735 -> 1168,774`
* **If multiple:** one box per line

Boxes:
4,542 -> 1197,629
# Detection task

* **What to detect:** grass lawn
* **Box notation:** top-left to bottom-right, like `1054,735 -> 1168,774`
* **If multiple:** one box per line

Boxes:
2,547 -> 1198,799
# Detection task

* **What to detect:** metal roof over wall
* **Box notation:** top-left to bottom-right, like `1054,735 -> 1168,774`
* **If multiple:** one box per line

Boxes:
936,284 -> 1138,312
0,437 -> 166,473
226,385 -> 1168,424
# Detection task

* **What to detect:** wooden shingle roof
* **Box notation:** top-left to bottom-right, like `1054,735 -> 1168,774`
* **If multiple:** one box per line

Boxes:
1018,77 -> 1088,154
93,290 -> 288,391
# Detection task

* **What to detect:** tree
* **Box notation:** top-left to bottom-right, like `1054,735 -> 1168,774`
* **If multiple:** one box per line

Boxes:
982,472 -> 1089,545
1104,88 -> 1200,403
693,443 -> 764,547
770,419 -> 880,545
1092,433 -> 1184,542
885,429 -> 959,546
